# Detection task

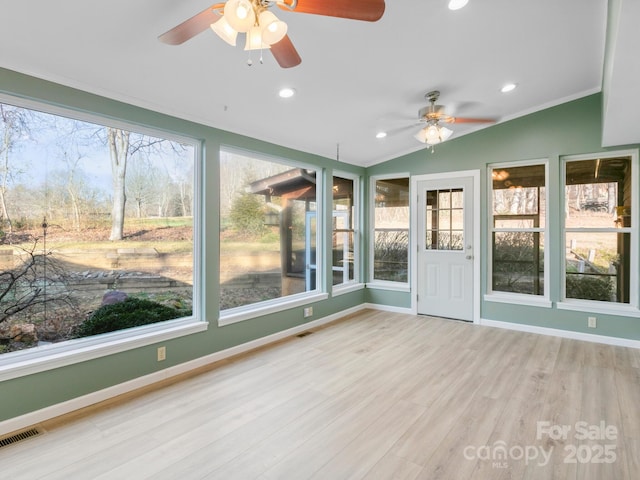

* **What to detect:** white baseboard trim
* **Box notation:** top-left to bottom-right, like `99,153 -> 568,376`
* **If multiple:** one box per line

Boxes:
479,318 -> 640,349
1,304 -> 367,437
362,303 -> 413,314
14,305 -> 638,437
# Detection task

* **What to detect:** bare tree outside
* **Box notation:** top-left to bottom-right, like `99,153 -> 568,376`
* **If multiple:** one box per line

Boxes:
0,104 -> 31,235
107,128 -> 130,241
0,101 -> 195,354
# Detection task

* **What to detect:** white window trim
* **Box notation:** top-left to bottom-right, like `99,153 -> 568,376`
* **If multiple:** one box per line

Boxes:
332,170 -> 361,293
0,318 -> 208,382
332,282 -> 365,296
365,281 -> 411,293
369,173 -> 411,285
557,300 -> 640,317
487,160 -> 550,301
219,292 -> 329,326
561,149 -> 639,308
0,93 -> 195,146
0,93 -> 204,381
484,292 -> 552,308
218,146 -> 325,324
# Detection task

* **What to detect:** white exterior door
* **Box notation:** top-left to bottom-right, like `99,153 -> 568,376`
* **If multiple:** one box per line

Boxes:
417,176 -> 474,321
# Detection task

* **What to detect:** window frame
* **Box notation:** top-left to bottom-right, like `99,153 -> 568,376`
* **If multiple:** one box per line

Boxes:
0,93 -> 205,382
485,160 -> 551,307
368,173 -> 411,291
218,146 -> 327,326
332,170 -> 363,296
558,150 -> 639,314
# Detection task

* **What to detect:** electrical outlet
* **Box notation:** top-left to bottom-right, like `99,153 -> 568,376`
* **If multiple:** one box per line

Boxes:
303,307 -> 313,318
588,316 -> 597,328
157,346 -> 166,361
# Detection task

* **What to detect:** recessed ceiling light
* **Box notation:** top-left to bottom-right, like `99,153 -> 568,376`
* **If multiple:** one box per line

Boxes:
376,131 -> 387,139
501,83 -> 517,93
278,87 -> 296,98
448,0 -> 469,10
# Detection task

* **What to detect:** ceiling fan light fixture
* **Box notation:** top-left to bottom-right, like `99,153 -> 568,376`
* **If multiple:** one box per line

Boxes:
425,124 -> 441,143
210,17 -> 238,46
244,26 -> 271,51
439,126 -> 454,141
415,124 -> 454,145
259,10 -> 288,45
414,128 -> 428,143
225,0 -> 256,33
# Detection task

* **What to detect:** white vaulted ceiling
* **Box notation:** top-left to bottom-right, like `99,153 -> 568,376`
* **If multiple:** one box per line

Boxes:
0,1 -> 635,166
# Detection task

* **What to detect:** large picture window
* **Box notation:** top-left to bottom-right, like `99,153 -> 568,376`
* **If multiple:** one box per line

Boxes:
371,176 -> 409,283
219,149 -> 321,316
332,173 -> 359,288
0,101 -> 197,357
489,162 -> 547,297
563,155 -> 633,304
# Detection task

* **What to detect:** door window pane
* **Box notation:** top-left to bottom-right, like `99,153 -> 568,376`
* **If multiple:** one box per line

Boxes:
425,188 -> 464,251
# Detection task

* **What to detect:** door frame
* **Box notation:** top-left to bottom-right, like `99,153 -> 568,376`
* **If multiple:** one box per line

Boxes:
410,170 -> 481,323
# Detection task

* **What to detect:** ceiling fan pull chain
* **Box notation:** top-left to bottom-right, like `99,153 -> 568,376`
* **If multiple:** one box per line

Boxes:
246,48 -> 266,65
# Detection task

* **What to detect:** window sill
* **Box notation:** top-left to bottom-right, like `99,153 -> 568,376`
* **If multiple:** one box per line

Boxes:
0,318 -> 208,382
557,301 -> 640,318
366,281 -> 411,293
219,292 -> 329,326
484,293 -> 552,308
332,282 -> 365,297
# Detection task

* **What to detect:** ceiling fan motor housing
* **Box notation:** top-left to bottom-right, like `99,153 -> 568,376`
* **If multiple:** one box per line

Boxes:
418,105 -> 446,120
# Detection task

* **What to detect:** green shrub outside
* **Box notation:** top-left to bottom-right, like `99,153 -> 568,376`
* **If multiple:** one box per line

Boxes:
229,192 -> 266,238
566,275 -> 613,301
75,297 -> 191,337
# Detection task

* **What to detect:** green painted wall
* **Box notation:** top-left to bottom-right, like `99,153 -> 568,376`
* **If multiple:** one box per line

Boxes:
1,68 -> 639,424
367,93 -> 640,340
0,67 -> 365,422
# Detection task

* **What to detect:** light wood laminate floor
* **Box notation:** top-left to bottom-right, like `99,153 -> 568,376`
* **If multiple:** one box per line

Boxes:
2,310 -> 639,479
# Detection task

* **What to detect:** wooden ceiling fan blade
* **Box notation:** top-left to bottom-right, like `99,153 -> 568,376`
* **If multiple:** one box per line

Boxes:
158,3 -> 224,45
271,35 -> 302,68
450,117 -> 496,124
277,0 -> 385,22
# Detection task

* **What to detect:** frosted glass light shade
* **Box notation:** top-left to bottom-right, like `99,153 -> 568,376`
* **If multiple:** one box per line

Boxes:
414,128 -> 429,143
439,126 -> 454,141
414,125 -> 454,145
244,26 -> 271,50
425,125 -> 441,143
225,0 -> 255,33
210,17 -> 238,46
259,11 -> 287,45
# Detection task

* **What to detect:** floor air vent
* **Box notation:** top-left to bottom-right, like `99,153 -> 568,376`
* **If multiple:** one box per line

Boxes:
0,428 -> 42,449
297,331 -> 313,338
